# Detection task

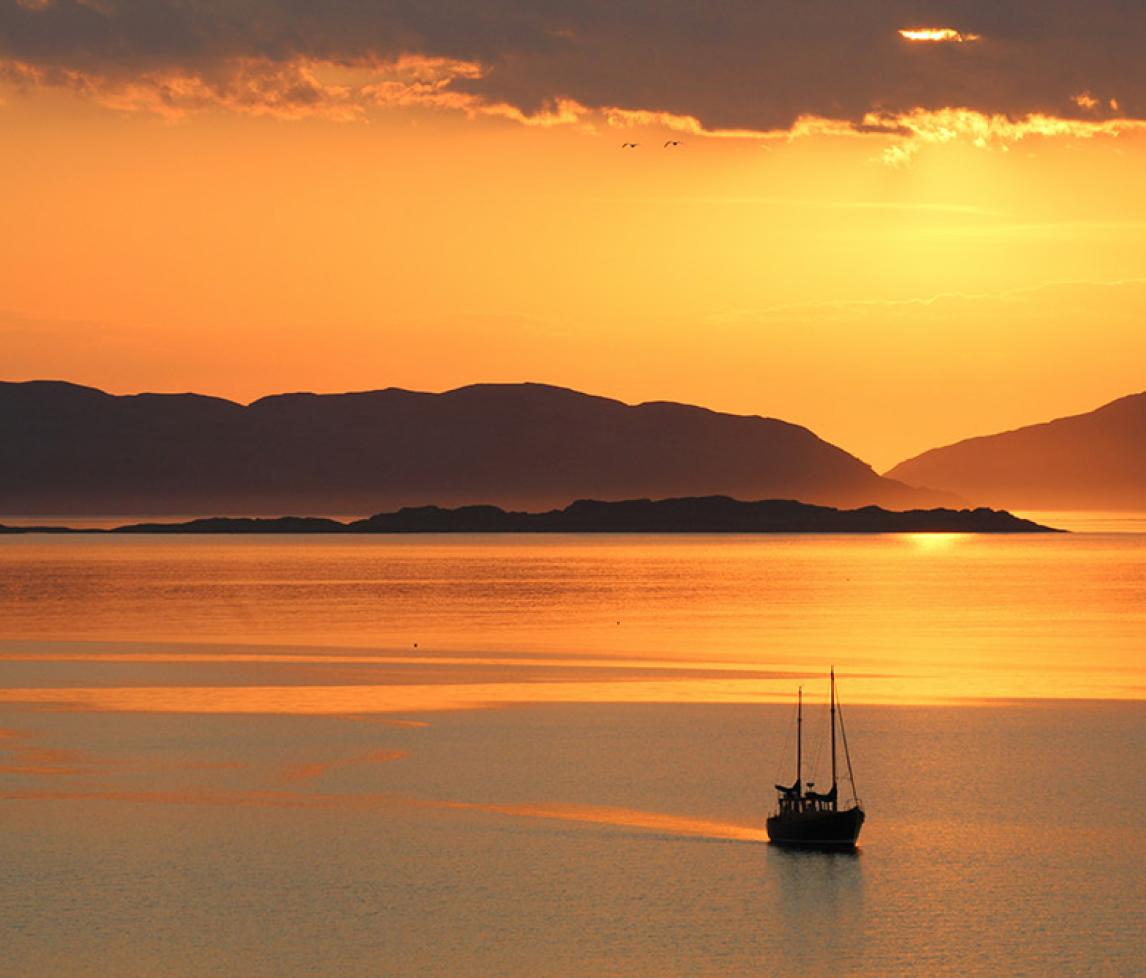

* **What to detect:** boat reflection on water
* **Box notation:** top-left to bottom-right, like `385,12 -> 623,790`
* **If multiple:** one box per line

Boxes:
767,668 -> 865,849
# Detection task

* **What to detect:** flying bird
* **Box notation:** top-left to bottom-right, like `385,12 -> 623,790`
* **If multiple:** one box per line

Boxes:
621,142 -> 639,148
664,140 -> 681,147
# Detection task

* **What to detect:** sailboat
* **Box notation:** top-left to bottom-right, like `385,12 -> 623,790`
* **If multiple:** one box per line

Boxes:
766,667 -> 865,848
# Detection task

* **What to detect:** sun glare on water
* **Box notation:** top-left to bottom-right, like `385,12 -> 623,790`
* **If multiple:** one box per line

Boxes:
903,532 -> 966,553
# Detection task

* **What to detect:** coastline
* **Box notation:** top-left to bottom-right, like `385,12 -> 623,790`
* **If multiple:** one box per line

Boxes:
0,495 -> 1063,535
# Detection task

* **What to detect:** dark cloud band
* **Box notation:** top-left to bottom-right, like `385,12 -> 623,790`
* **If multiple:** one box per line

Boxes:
2,0 -> 1143,129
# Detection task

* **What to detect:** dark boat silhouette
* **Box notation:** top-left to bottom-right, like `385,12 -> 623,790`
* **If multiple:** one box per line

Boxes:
767,668 -> 865,848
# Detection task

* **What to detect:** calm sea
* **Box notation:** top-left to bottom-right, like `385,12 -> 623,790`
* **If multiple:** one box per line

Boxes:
2,532 -> 1144,976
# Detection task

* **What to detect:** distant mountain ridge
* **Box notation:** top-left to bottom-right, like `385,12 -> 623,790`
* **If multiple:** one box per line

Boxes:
0,496 -> 1058,535
885,390 -> 1146,510
0,380 -> 951,516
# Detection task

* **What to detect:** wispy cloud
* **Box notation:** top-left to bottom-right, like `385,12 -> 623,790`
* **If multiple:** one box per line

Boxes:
707,277 -> 1146,326
871,107 -> 1146,165
607,197 -> 1001,217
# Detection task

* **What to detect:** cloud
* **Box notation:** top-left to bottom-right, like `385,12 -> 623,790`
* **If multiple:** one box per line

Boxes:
870,106 -> 1146,165
707,277 -> 1146,326
898,28 -> 981,43
3,0 -> 1146,147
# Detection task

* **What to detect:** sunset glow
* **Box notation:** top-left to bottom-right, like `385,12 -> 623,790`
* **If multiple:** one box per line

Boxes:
898,28 -> 980,43
3,98 -> 1146,467
3,5 -> 1146,468
4,5 -> 1145,977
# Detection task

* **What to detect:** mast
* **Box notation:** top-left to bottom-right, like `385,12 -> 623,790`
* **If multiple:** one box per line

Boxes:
830,667 -> 838,811
796,685 -> 803,792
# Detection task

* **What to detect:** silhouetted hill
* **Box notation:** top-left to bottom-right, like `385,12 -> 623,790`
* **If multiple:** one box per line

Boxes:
0,380 -> 953,515
115,516 -> 346,534
886,391 -> 1146,510
347,497 -> 1053,533
0,497 -> 1058,534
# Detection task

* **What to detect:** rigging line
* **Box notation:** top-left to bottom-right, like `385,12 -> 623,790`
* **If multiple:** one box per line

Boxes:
808,711 -> 826,787
806,685 -> 829,787
775,696 -> 797,785
837,686 -> 859,804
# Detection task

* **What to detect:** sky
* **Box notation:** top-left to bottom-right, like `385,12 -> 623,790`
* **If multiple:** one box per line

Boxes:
3,0 -> 1146,470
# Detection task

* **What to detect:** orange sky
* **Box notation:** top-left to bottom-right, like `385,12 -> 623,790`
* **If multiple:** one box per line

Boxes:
3,84 -> 1146,469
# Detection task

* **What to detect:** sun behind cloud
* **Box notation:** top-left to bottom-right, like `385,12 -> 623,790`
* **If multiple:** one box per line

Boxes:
898,28 -> 981,44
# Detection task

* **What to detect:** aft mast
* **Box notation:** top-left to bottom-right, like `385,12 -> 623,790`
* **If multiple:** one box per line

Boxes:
830,666 -> 838,812
796,685 -> 803,794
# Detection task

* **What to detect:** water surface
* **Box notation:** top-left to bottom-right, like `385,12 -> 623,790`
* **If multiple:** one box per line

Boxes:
2,533 -> 1143,976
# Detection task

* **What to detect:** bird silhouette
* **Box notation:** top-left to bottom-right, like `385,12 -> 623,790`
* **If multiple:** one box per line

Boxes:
664,140 -> 681,147
621,142 -> 639,148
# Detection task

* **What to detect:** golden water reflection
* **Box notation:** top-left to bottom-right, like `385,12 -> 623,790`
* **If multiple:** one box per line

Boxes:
3,535 -> 1142,978
0,533 -> 1143,708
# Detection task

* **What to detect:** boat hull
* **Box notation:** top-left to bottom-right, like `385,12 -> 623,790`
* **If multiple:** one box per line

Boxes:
766,805 -> 865,849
